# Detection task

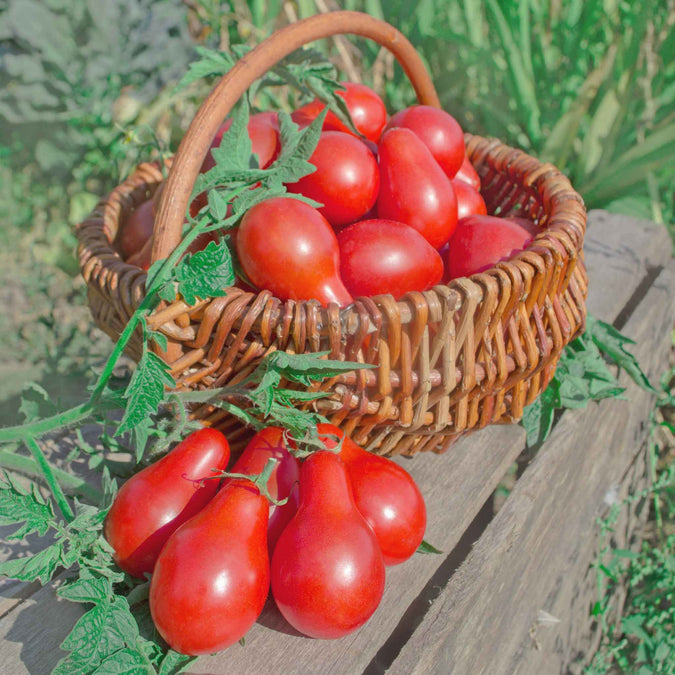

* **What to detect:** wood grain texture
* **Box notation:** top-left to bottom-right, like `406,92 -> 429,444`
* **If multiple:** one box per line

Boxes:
388,266 -> 674,675
0,211 -> 671,674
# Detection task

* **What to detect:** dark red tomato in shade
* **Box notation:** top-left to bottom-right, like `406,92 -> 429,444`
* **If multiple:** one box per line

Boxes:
149,478 -> 270,655
117,199 -> 155,259
126,229 -> 225,271
445,214 -> 534,279
271,451 -> 386,639
337,219 -> 443,299
506,216 -> 539,236
452,178 -> 488,220
291,82 -> 387,143
230,427 -> 301,555
377,128 -> 458,249
317,424 -> 427,566
104,428 -> 230,578
286,131 -> 379,228
237,197 -> 353,307
201,112 -> 280,173
454,155 -> 481,190
384,105 -> 465,178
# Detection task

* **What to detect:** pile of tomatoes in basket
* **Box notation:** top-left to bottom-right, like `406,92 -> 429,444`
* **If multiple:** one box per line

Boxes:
117,82 -> 536,304
104,425 -> 427,655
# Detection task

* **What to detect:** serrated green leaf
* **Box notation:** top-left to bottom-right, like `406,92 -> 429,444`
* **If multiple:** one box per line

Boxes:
0,542 -> 63,583
0,471 -> 56,539
586,316 -> 655,393
174,46 -> 238,93
158,651 -> 198,675
59,575 -> 111,603
118,350 -> 175,437
56,595 -> 141,675
92,647 -> 153,674
209,102 -> 251,173
131,417 -> 153,464
522,383 -> 559,448
19,382 -> 57,423
264,351 -> 373,387
417,539 -> 443,555
150,331 -> 168,353
207,189 -> 231,222
174,240 -> 234,305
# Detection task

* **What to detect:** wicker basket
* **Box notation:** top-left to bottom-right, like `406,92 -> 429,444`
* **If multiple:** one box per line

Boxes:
76,11 -> 587,457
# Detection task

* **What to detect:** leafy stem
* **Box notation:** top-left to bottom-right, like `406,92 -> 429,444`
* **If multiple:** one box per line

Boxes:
23,435 -> 75,522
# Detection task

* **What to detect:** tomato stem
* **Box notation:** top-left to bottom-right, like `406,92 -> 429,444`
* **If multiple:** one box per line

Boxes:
23,435 -> 75,522
0,449 -> 103,504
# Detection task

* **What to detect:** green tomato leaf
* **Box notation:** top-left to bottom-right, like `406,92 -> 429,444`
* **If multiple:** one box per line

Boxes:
521,381 -> 560,448
0,471 -> 56,539
174,240 -> 235,305
417,539 -> 443,555
118,350 -> 175,437
158,650 -> 198,675
55,595 -> 141,675
0,542 -> 63,584
174,45 -> 240,93
209,101 -> 251,173
91,648 -> 154,674
586,315 -> 655,393
19,382 -> 57,423
263,351 -> 374,386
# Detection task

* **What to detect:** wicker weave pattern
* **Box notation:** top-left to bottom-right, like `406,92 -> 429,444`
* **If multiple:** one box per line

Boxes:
77,131 -> 587,456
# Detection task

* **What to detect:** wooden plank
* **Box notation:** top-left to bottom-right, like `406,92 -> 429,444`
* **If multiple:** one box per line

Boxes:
0,211 -> 671,673
583,210 -> 671,318
389,266 -> 675,675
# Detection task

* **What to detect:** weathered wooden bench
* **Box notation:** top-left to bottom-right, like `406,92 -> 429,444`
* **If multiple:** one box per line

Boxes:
1,210 -> 673,674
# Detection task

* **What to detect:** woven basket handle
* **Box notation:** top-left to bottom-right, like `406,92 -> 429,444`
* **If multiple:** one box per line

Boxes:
150,10 -> 440,265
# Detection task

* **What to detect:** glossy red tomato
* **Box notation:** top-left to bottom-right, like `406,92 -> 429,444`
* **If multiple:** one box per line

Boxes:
337,219 -> 443,298
287,131 -> 379,228
445,214 -> 534,279
377,128 -> 458,249
291,82 -> 387,143
237,197 -> 352,307
271,451 -> 385,639
104,428 -> 230,578
117,199 -> 154,259
452,178 -> 487,220
384,105 -> 465,178
231,427 -> 301,554
317,424 -> 427,566
149,477 -> 269,655
202,112 -> 280,173
454,155 -> 481,190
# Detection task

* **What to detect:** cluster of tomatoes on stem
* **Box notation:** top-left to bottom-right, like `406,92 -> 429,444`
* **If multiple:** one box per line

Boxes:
117,82 -> 536,303
104,424 -> 427,655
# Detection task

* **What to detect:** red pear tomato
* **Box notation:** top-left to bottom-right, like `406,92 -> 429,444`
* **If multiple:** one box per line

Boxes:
452,178 -> 488,220
231,427 -> 300,555
237,197 -> 352,307
384,105 -> 465,178
271,451 -> 385,639
318,424 -> 427,566
104,428 -> 230,578
337,219 -> 443,298
454,155 -> 481,190
202,112 -> 280,173
291,82 -> 387,143
149,478 -> 270,655
445,214 -> 534,279
287,131 -> 379,228
377,127 -> 458,249
117,199 -> 154,259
